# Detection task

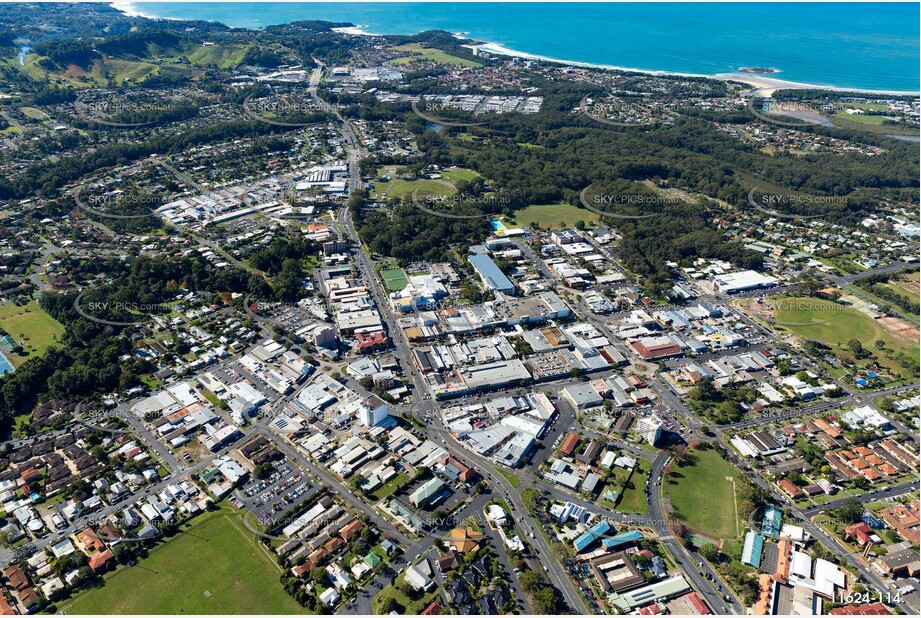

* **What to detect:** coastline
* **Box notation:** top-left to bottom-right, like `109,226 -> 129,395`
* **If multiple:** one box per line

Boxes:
469,41 -> 920,96
110,3 -> 919,96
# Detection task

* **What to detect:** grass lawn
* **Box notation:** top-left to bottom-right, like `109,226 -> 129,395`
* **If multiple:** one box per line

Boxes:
880,270 -> 920,303
772,296 -> 919,377
371,471 -> 411,501
372,165 -> 480,202
19,106 -> 48,120
831,111 -> 894,125
828,113 -> 917,135
379,266 -> 409,292
666,448 -> 742,541
0,300 -> 66,367
441,167 -> 480,184
386,43 -> 482,68
616,462 -> 650,514
371,574 -> 439,614
493,466 -> 521,489
59,508 -> 303,614
199,387 -> 223,408
380,177 -> 455,201
509,202 -> 599,230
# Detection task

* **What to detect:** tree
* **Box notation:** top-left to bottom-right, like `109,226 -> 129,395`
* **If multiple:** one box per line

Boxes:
310,566 -> 328,586
380,597 -> 403,614
834,499 -> 864,525
700,543 -> 721,563
253,463 -> 273,480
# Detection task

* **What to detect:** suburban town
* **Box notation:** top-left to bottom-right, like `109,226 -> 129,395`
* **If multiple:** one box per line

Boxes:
0,2 -> 917,616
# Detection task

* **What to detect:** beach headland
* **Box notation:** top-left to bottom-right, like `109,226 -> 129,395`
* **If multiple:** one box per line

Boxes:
109,3 -> 919,97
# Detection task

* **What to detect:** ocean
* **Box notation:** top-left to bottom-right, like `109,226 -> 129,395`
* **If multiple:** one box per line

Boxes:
118,2 -> 920,92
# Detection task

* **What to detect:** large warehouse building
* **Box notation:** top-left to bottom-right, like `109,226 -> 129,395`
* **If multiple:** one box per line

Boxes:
469,253 -> 516,295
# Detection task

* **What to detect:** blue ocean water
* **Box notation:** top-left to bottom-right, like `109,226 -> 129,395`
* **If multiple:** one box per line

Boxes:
122,2 -> 920,92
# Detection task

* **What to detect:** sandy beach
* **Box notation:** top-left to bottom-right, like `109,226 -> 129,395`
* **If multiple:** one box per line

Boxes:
471,41 -> 919,96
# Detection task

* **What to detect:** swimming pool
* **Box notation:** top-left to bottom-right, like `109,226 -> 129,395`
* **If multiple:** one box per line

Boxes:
0,351 -> 13,375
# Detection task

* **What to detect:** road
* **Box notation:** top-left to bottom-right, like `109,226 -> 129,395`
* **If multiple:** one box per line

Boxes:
647,452 -> 743,615
0,426 -> 258,567
305,68 -> 590,613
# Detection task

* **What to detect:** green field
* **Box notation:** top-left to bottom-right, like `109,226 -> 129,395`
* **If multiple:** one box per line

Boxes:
665,449 -> 742,540
185,44 -> 248,68
834,110 -> 894,125
60,509 -> 303,614
615,461 -> 650,514
493,466 -> 521,489
386,43 -> 482,68
371,471 -> 411,501
373,166 -> 481,203
773,296 -> 919,377
0,300 -> 65,366
509,202 -> 600,230
880,271 -> 920,303
828,113 -> 917,135
379,266 -> 409,291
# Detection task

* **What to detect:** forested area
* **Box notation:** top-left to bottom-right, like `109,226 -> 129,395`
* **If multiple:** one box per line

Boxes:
0,255 -> 267,433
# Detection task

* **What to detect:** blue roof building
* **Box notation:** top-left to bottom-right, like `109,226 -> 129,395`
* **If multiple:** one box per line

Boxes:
649,556 -> 667,578
741,531 -> 764,568
573,520 -> 611,552
601,529 -> 645,551
469,253 -> 516,295
862,513 -> 885,529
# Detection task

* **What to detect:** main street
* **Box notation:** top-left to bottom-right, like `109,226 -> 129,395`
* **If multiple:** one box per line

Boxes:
304,67 -> 593,614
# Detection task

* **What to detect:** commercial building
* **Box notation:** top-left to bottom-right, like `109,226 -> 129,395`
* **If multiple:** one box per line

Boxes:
610,576 -> 691,611
573,520 -> 611,552
469,253 -> 516,295
742,531 -> 765,568
562,384 -> 603,409
410,477 -> 446,508
712,270 -> 778,293
358,402 -> 390,428
636,415 -> 664,446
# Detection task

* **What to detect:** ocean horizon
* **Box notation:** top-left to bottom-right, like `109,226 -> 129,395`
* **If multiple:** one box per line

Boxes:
114,2 -> 920,93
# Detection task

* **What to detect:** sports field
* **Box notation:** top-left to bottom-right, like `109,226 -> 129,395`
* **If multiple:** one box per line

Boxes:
380,266 -> 409,291
59,509 -> 302,614
773,296 -> 919,376
0,300 -> 65,366
510,202 -> 599,230
666,449 -> 742,540
373,166 -> 480,202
